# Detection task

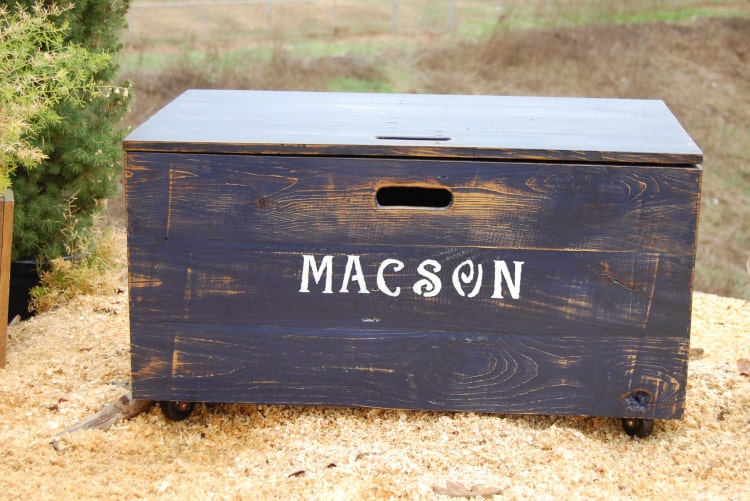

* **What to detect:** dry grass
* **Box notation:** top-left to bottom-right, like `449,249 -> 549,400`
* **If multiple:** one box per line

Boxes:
126,0 -> 491,48
125,0 -> 750,49
29,227 -> 127,315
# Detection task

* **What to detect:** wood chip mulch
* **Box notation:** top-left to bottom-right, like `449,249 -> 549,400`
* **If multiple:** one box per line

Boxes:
1,288 -> 748,499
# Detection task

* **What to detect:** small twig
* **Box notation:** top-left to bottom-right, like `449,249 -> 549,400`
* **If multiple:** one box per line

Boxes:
53,394 -> 154,438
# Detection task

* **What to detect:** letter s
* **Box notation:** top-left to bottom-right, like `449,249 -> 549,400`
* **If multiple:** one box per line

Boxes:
413,259 -> 442,298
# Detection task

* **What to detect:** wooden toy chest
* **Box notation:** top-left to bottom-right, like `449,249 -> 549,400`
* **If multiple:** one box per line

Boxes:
124,90 -> 702,431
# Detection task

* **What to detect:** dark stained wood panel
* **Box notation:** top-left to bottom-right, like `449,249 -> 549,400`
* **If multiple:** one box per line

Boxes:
125,153 -> 701,254
128,241 -> 695,335
124,90 -> 702,165
130,325 -> 688,420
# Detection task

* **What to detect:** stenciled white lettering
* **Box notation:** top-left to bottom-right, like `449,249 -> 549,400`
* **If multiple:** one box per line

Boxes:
491,260 -> 524,299
299,254 -> 333,294
298,255 -> 524,300
452,259 -> 483,298
377,258 -> 404,297
340,255 -> 369,294
413,259 -> 442,297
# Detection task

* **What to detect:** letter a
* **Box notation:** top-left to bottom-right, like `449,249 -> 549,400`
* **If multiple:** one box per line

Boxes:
340,255 -> 370,294
299,255 -> 334,293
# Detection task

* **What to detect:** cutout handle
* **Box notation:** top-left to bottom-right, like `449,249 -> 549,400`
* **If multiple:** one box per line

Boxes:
376,186 -> 453,210
376,135 -> 452,142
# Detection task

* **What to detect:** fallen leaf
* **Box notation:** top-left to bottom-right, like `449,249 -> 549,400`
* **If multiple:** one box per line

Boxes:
689,347 -> 704,360
432,480 -> 504,498
738,358 -> 750,376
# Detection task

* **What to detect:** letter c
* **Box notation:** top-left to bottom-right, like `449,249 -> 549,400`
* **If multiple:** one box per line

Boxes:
377,259 -> 404,297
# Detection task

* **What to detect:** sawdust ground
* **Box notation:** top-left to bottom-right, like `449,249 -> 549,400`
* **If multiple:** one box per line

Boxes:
1,247 -> 748,499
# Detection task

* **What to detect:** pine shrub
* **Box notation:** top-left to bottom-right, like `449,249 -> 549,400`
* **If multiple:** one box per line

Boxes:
6,0 -> 132,261
0,3 -> 108,191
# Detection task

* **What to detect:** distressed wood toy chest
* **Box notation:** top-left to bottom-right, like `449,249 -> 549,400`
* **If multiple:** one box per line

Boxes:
124,90 -> 702,436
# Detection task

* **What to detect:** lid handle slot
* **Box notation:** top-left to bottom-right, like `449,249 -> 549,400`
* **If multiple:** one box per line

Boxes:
376,135 -> 452,142
376,186 -> 453,210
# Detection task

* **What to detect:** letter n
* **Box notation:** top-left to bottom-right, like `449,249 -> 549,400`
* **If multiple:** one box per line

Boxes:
492,260 -> 524,299
299,255 -> 334,293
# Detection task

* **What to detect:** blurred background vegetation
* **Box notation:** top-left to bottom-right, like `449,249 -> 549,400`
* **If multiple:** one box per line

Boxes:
116,0 -> 749,299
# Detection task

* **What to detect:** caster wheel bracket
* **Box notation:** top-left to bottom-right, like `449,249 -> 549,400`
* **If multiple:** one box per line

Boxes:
160,400 -> 195,421
621,417 -> 655,438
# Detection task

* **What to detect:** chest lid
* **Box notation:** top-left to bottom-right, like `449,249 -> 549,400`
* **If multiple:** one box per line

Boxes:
124,90 -> 702,165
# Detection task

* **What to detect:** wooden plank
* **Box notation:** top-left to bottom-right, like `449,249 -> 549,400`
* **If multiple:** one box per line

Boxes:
124,91 -> 702,165
127,244 -> 693,339
130,325 -> 688,419
125,152 -> 702,255
0,190 -> 13,368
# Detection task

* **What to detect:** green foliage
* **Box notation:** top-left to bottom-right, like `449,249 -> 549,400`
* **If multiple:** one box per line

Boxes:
29,225 -> 126,314
0,3 -> 108,191
327,76 -> 395,93
6,0 -> 132,261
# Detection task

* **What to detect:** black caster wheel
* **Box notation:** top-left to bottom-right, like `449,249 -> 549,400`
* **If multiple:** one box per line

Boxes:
622,418 -> 654,438
160,400 -> 195,421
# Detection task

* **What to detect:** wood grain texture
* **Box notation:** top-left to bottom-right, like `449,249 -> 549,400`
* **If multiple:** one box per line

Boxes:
125,91 -> 702,419
126,153 -> 700,418
124,90 -> 702,165
127,244 -> 692,338
0,190 -> 13,368
130,325 -> 688,419
125,153 -> 701,254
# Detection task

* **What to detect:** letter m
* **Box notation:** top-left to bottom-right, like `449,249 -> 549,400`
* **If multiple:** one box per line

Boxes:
299,255 -> 334,293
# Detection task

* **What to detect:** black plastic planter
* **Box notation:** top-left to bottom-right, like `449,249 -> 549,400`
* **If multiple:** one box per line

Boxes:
8,260 -> 41,322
